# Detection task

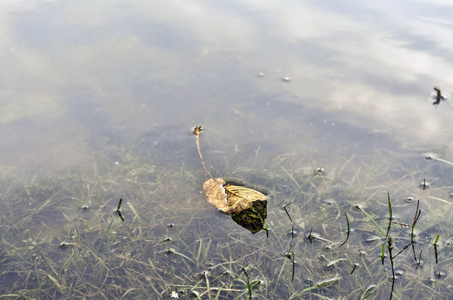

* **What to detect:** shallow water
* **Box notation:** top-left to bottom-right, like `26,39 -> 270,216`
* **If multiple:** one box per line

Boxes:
1,0 -> 453,299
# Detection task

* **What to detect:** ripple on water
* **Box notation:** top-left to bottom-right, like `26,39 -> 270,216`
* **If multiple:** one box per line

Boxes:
419,180 -> 430,190
434,270 -> 447,279
353,203 -> 364,211
446,237 -> 453,246
430,91 -> 450,102
305,231 -> 321,241
321,198 -> 336,206
404,196 -> 415,203
423,153 -> 437,161
315,167 -> 325,175
287,228 -> 299,238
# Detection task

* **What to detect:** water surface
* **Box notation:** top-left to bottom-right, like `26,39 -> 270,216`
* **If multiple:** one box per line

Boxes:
1,0 -> 453,299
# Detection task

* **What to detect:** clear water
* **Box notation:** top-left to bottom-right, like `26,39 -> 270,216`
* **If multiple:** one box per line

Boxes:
1,0 -> 453,299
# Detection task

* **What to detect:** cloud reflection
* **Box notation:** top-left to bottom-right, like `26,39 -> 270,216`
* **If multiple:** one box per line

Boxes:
1,0 -> 453,173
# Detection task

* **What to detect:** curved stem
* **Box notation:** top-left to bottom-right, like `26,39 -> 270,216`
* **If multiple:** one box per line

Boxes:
195,127 -> 221,185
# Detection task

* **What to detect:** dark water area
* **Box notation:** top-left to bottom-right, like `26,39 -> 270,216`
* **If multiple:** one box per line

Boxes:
1,0 -> 453,299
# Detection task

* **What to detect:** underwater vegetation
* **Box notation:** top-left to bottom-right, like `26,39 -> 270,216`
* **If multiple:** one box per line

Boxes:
2,91 -> 453,299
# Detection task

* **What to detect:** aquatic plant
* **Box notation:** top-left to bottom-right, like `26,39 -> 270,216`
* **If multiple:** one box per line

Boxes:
0,135 -> 452,299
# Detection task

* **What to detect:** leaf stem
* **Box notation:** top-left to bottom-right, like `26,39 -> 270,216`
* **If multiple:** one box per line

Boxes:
194,126 -> 221,185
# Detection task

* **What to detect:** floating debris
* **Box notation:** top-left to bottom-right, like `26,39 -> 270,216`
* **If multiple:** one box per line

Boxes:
195,126 -> 267,214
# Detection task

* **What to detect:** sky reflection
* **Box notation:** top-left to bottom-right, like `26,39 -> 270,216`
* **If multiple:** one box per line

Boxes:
0,0 -> 452,172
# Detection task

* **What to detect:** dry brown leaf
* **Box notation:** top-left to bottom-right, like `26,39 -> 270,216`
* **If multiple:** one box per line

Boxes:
224,184 -> 267,213
203,178 -> 267,214
203,178 -> 228,211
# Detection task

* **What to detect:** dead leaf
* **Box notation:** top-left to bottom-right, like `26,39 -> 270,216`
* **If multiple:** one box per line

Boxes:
203,178 -> 228,211
203,178 -> 267,214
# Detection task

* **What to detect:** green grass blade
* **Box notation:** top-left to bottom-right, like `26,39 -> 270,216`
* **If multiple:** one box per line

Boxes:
360,207 -> 385,237
434,234 -> 440,245
127,202 -> 142,223
281,167 -> 300,188
385,193 -> 392,238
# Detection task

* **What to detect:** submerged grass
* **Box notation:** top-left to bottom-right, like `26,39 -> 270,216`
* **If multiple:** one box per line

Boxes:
0,140 -> 452,299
